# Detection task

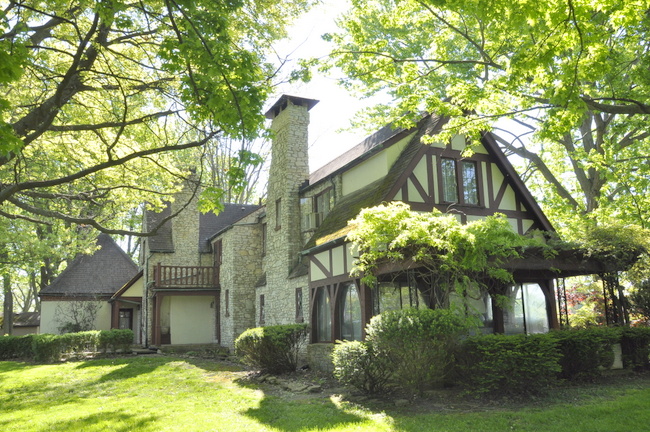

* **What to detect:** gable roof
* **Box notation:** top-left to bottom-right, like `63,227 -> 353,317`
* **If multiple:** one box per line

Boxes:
146,203 -> 261,253
39,234 -> 138,298
201,204 -> 261,249
303,114 -> 553,251
303,115 -> 444,250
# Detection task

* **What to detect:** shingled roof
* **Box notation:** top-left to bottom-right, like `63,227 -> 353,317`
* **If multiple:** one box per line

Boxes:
303,115 -> 445,250
39,234 -> 138,298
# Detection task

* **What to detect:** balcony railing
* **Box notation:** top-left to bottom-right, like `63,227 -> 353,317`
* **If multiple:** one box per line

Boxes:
153,264 -> 218,289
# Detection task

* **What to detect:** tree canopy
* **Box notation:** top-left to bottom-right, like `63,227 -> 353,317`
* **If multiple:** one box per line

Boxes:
323,0 -> 650,233
0,0 -> 311,233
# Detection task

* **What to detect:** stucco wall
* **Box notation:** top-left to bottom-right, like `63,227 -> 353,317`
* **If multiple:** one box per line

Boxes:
169,296 -> 216,344
40,300 -> 112,334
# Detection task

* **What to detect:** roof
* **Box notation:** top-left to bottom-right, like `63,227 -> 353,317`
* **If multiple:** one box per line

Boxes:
202,204 -> 262,249
146,203 -> 262,253
308,123 -> 409,187
39,234 -> 138,298
303,115 -> 444,250
13,312 -> 40,327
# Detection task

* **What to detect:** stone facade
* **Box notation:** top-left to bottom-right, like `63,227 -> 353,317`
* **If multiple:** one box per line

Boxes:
215,210 -> 263,348
259,97 -> 315,327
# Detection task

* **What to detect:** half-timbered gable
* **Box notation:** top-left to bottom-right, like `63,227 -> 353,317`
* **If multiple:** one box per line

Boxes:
300,114 -> 567,344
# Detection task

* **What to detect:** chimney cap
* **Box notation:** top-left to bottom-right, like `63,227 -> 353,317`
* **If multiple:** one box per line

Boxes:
264,95 -> 319,119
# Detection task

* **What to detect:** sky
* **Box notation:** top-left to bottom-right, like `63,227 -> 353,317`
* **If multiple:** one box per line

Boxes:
266,2 -> 381,172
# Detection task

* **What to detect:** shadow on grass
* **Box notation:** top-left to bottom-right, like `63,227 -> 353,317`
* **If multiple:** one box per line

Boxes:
36,410 -> 158,432
0,361 -> 32,383
75,356 -> 170,383
243,395 -> 368,432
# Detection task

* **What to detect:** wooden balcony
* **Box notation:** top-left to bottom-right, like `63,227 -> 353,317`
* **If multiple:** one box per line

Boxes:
153,264 -> 218,289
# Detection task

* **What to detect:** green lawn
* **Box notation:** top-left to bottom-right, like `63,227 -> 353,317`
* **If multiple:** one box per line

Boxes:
1,356 -> 649,431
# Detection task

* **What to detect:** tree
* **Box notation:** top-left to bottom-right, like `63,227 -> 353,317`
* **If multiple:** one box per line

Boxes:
346,202 -> 545,308
322,0 -> 650,234
0,0 -> 311,234
0,0 -> 312,320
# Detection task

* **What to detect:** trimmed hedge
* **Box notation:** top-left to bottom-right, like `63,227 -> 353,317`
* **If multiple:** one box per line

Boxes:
235,324 -> 308,374
99,329 -> 135,353
0,335 -> 35,360
549,327 -> 619,381
620,327 -> 650,370
0,329 -> 133,363
459,333 -> 562,397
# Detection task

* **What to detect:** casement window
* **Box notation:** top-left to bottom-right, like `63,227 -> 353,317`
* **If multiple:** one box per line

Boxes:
372,277 -> 426,315
338,282 -> 362,341
314,287 -> 331,342
295,288 -> 304,323
441,158 -> 479,205
314,188 -> 332,219
259,294 -> 265,325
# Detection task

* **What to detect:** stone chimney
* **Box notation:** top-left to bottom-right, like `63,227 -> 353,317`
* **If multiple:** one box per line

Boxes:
265,95 -> 318,273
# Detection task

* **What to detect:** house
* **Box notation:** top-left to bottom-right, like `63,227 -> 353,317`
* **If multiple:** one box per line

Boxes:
0,312 -> 40,336
107,94 -> 610,366
39,233 -> 140,341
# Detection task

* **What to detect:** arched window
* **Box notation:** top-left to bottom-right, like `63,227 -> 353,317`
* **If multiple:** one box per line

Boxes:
339,282 -> 362,341
314,287 -> 331,342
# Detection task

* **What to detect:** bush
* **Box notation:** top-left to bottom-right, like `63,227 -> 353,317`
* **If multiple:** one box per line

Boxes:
549,327 -> 619,381
0,335 -> 34,360
620,327 -> 650,370
60,331 -> 100,355
365,308 -> 473,394
459,333 -> 562,397
31,334 -> 64,363
235,324 -> 308,374
332,340 -> 392,394
99,329 -> 134,353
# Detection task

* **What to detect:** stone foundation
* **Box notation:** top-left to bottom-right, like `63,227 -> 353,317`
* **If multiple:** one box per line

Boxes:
307,343 -> 335,374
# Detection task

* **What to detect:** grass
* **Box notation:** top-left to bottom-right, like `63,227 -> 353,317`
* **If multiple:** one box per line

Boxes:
0,356 -> 648,431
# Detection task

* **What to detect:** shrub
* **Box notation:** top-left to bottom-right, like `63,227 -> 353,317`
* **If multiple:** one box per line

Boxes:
31,334 -> 64,363
0,335 -> 34,360
60,331 -> 100,355
459,333 -> 561,397
99,329 -> 134,353
235,324 -> 308,374
620,327 -> 650,370
549,327 -> 619,381
332,340 -> 392,394
365,308 -> 473,394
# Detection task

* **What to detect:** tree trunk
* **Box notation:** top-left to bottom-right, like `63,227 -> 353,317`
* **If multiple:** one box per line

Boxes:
2,273 -> 13,335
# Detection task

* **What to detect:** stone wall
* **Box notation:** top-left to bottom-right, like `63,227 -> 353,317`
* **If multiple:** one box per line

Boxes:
263,97 -> 314,326
217,210 -> 263,349
307,343 -> 335,374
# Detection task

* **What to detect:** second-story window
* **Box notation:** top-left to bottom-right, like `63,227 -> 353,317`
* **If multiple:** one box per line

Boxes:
314,188 -> 332,219
441,158 -> 479,205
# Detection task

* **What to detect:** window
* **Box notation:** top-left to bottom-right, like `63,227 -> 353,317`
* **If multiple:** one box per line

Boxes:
372,275 -> 426,315
314,287 -> 331,342
295,288 -> 304,323
339,282 -> 362,341
225,289 -> 230,317
275,199 -> 282,230
261,223 -> 267,256
259,294 -> 265,325
440,158 -> 479,205
504,283 -> 549,335
314,188 -> 332,219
